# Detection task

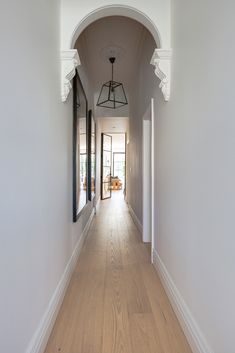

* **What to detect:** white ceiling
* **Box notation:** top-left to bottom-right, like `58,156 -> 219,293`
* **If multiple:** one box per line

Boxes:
75,16 -> 150,118
99,117 -> 129,134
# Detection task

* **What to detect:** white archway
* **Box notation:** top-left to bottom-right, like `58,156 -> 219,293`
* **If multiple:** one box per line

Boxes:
61,4 -> 172,102
70,5 -> 162,49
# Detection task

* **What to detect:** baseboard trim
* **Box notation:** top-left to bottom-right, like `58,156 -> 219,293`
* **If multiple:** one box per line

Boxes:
152,249 -> 213,353
26,209 -> 95,353
95,196 -> 101,214
128,204 -> 143,235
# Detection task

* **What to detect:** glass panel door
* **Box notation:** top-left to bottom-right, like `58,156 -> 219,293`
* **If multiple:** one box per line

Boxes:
113,152 -> 126,188
101,133 -> 112,200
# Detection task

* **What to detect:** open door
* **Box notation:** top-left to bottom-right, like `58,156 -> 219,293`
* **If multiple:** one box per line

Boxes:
101,133 -> 112,200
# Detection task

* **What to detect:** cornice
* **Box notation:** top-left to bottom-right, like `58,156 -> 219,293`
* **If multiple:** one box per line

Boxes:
61,50 -> 80,102
151,49 -> 172,101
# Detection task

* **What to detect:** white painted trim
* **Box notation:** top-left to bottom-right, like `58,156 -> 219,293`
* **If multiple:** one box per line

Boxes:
95,196 -> 101,214
142,118 -> 151,243
69,5 -> 163,50
150,98 -> 155,263
61,49 -> 80,102
26,209 -> 95,353
152,249 -> 213,353
128,204 -> 143,235
151,49 -> 172,101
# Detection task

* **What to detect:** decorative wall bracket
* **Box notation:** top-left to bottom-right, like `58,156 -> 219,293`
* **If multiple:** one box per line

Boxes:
61,50 -> 81,102
151,49 -> 172,101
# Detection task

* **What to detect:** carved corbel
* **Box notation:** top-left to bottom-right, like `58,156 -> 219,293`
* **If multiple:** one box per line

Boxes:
151,49 -> 172,101
61,50 -> 80,102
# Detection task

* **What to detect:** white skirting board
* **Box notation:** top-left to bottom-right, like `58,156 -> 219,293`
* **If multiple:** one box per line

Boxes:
152,249 -> 213,353
128,203 -> 143,235
26,208 -> 95,353
95,196 -> 101,214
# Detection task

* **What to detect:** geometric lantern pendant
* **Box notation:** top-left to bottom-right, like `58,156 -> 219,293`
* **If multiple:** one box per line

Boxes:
96,57 -> 128,109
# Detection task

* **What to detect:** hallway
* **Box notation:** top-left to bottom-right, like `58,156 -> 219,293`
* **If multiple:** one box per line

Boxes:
45,192 -> 191,353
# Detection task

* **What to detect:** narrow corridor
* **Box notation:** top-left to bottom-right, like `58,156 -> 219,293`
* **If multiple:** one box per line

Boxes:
45,192 -> 192,353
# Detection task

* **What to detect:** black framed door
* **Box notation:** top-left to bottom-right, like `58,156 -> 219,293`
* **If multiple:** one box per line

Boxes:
101,133 -> 112,200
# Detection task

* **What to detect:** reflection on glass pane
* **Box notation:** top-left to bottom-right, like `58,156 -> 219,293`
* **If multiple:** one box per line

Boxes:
91,153 -> 95,193
113,153 -> 125,187
102,182 -> 111,198
73,74 -> 88,222
77,149 -> 87,213
90,114 -> 95,198
103,151 -> 111,166
114,154 -> 125,162
91,120 -> 95,150
103,134 -> 111,151
77,86 -> 87,214
103,166 -> 111,182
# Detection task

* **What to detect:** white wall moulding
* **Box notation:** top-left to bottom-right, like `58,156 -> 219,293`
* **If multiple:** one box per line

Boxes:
61,49 -> 80,102
152,249 -> 213,353
151,48 -> 172,101
26,209 -> 95,353
128,203 -> 143,235
61,2 -> 171,50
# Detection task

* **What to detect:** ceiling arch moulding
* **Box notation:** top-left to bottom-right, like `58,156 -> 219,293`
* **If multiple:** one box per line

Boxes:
61,49 -> 80,102
60,1 -> 171,50
151,48 -> 172,101
69,5 -> 162,49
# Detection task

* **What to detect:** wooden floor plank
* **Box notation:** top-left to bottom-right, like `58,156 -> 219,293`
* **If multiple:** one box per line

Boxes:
141,263 -> 192,353
129,313 -> 164,353
44,191 -> 192,353
123,264 -> 152,314
70,270 -> 105,353
106,229 -> 123,270
102,268 -> 133,353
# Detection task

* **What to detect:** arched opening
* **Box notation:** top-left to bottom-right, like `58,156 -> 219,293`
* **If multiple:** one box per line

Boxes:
72,12 -> 158,260
70,5 -> 162,50
61,5 -> 172,104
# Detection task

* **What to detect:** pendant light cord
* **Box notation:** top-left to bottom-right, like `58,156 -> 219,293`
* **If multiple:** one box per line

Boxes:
109,57 -> 115,83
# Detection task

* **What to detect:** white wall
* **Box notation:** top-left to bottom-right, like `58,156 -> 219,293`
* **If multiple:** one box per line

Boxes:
127,92 -> 144,223
2,1 -> 234,353
127,29 -> 156,224
154,1 -> 235,352
0,1 -> 93,352
154,1 -> 235,351
129,0 -> 235,350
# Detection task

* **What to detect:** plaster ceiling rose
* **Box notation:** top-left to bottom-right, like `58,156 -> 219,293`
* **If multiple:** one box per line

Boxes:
100,45 -> 125,63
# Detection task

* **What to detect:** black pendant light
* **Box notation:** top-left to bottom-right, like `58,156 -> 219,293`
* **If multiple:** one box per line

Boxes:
97,57 -> 128,109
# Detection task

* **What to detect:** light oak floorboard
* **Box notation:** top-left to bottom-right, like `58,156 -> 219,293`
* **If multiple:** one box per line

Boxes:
130,313 -> 164,353
44,191 -> 192,353
102,268 -> 132,353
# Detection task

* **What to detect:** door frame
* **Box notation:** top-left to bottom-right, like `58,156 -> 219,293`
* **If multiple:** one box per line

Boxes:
103,132 -> 127,198
150,98 -> 155,263
143,118 -> 151,244
101,133 -> 112,200
142,99 -> 155,263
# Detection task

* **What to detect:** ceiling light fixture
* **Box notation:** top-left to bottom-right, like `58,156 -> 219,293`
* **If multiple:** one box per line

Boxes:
97,57 -> 128,109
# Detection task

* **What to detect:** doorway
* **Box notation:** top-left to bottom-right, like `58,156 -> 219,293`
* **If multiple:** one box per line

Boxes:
101,132 -> 126,200
101,133 -> 112,200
